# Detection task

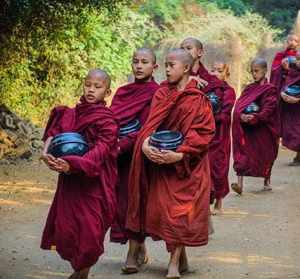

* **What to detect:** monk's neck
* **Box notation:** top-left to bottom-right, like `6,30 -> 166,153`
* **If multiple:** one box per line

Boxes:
192,60 -> 201,74
176,75 -> 190,92
256,77 -> 266,86
135,76 -> 153,83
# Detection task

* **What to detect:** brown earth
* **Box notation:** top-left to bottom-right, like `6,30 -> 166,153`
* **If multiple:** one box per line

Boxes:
0,147 -> 300,279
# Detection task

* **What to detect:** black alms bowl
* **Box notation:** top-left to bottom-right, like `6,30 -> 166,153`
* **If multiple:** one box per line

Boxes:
207,91 -> 221,114
48,132 -> 88,157
119,119 -> 141,137
149,130 -> 183,151
244,102 -> 260,114
284,85 -> 300,97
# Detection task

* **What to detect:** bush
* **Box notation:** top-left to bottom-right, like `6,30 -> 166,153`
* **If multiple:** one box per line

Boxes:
0,4 -> 161,124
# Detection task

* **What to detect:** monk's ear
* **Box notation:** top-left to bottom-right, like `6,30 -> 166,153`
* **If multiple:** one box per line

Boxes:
184,64 -> 191,74
153,63 -> 159,70
105,88 -> 112,97
197,48 -> 204,59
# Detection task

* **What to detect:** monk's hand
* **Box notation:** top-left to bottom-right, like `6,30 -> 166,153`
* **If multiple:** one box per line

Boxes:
281,92 -> 300,104
53,158 -> 71,173
142,137 -> 162,162
240,113 -> 250,123
157,150 -> 184,164
282,58 -> 290,70
189,76 -> 208,89
41,153 -> 60,170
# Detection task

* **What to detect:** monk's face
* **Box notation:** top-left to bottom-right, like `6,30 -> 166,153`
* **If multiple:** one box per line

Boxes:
180,40 -> 203,61
165,53 -> 190,84
211,63 -> 229,81
132,51 -> 156,81
251,64 -> 266,82
287,35 -> 299,50
83,75 -> 111,103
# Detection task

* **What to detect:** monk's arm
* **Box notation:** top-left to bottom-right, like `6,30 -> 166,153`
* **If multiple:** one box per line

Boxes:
214,88 -> 236,123
250,88 -> 278,124
62,119 -> 118,177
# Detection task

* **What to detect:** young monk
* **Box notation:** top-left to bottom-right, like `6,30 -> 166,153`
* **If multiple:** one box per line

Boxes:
109,48 -> 159,256
208,62 -> 236,214
41,69 -> 118,279
124,48 -> 215,278
231,59 -> 280,195
180,37 -> 211,87
270,33 -> 300,92
280,52 -> 300,166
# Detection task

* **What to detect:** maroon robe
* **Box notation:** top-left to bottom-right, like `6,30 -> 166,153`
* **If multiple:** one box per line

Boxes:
203,77 -> 236,200
270,48 -> 298,92
232,80 -> 280,178
126,80 -> 215,251
109,80 -> 159,244
41,97 -> 118,271
281,67 -> 300,151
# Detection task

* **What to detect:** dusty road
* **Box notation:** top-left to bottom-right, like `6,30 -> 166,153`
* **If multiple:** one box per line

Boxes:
0,148 -> 299,279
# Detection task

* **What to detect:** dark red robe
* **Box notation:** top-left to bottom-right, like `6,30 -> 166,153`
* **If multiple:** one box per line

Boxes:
270,48 -> 298,92
202,77 -> 236,200
41,97 -> 118,271
232,80 -> 280,178
109,80 -> 159,244
126,80 -> 215,251
280,67 -> 300,151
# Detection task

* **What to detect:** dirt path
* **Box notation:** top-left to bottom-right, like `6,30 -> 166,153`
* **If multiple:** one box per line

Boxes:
0,148 -> 300,279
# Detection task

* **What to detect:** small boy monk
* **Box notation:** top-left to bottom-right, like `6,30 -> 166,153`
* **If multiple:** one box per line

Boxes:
180,37 -> 211,88
109,48 -> 159,259
270,33 -> 300,92
41,69 -> 118,279
231,59 -> 280,195
208,62 -> 236,214
280,52 -> 300,166
124,48 -> 215,278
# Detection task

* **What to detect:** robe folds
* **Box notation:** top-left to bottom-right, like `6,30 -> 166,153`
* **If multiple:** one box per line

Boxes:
280,68 -> 300,151
203,77 -> 236,200
232,80 -> 280,178
109,80 -> 159,244
126,80 -> 215,249
270,48 -> 298,92
41,97 -> 118,271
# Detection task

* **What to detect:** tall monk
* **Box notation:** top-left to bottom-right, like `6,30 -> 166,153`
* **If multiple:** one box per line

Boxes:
270,33 -> 299,92
124,48 -> 215,278
180,37 -> 211,87
110,48 -> 159,258
231,59 -> 280,195
40,69 -> 118,279
280,53 -> 300,166
207,62 -> 236,214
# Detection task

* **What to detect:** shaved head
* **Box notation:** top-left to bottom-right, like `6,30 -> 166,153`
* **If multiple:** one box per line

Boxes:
181,37 -> 203,50
86,68 -> 111,88
251,58 -> 268,70
133,47 -> 157,64
167,48 -> 194,68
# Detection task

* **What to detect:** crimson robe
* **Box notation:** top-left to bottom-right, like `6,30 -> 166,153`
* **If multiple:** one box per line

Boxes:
126,80 -> 215,250
203,77 -> 236,200
232,80 -> 280,178
280,68 -> 300,151
109,80 -> 159,244
41,97 -> 118,271
270,48 -> 298,91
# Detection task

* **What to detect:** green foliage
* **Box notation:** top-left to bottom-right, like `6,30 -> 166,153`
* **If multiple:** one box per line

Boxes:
0,5 -> 161,124
139,0 -> 184,28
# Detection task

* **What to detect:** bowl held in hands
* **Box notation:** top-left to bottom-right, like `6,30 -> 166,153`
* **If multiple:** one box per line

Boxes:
149,130 -> 183,151
48,132 -> 88,157
119,119 -> 141,137
244,102 -> 260,114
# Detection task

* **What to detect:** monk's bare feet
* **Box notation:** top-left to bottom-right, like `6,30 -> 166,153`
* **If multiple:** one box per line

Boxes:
122,240 -> 139,274
179,247 -> 189,274
136,243 -> 149,267
231,183 -> 242,195
166,246 -> 182,279
262,178 -> 272,192
69,272 -> 79,279
212,199 -> 223,215
208,215 -> 214,235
